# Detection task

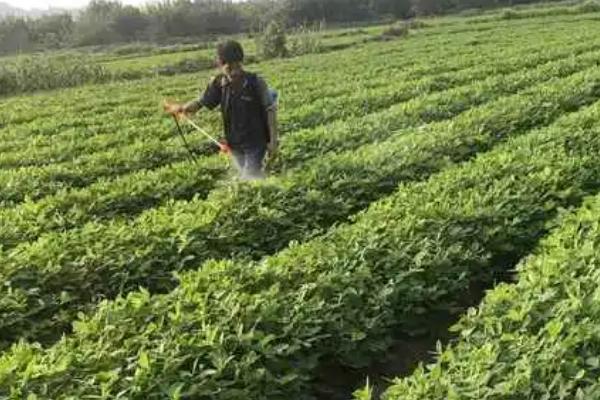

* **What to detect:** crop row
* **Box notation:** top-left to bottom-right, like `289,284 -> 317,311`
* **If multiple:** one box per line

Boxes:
0,29 -> 462,136
98,16 -> 561,104
273,46 -> 600,170
0,29 -> 540,186
276,33 -> 600,134
0,19 -> 575,167
2,43 -> 600,251
430,7 -> 600,35
2,39 -> 598,245
0,22 -> 585,177
0,34 -> 545,171
4,78 -> 600,399
0,16 -> 588,147
468,1 -> 600,24
5,35 -> 594,207
381,191 -> 600,399
3,62 -> 600,348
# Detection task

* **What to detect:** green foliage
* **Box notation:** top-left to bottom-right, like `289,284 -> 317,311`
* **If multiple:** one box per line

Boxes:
578,0 -> 600,13
153,57 -> 214,76
72,0 -> 123,46
3,32 -> 600,348
0,54 -> 111,96
0,20 -> 585,251
404,19 -> 429,29
256,20 -> 288,59
6,70 -> 600,399
499,8 -> 520,19
353,379 -> 373,400
0,0 -> 593,58
3,14 -> 600,399
382,23 -> 410,38
288,24 -> 324,56
380,19 -> 429,40
381,176 -> 600,399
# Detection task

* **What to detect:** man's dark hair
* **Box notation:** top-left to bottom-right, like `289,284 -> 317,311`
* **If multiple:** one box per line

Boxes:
217,40 -> 244,64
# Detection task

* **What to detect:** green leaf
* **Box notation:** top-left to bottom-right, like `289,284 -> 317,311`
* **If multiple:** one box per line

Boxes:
138,351 -> 150,369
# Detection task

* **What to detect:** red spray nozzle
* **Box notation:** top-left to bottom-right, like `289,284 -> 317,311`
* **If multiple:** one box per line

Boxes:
219,141 -> 231,154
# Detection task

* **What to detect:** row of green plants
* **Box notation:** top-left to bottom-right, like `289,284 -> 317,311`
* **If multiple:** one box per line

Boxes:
4,80 -> 600,399
0,129 -> 212,205
0,122 -> 178,170
2,7 -> 515,100
0,45 -> 514,171
3,60 -> 600,349
274,43 -> 600,170
276,30 -> 600,134
1,11 -> 585,130
2,26 -> 581,206
0,17 -> 555,146
378,182 -> 600,399
0,8 -> 590,100
475,0 -> 600,22
0,17 -> 583,174
0,55 -> 113,97
416,8 -> 596,40
0,21 -> 379,98
5,28 -> 597,198
2,41 -> 600,252
0,78 -> 427,205
0,29 -> 485,161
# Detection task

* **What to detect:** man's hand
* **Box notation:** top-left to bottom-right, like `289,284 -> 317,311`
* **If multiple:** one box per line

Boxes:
164,101 -> 200,118
164,101 -> 185,117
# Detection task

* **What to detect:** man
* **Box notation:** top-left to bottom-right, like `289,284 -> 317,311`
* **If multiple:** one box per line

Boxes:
169,40 -> 278,180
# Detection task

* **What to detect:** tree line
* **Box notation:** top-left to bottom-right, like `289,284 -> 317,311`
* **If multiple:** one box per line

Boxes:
0,0 -> 561,55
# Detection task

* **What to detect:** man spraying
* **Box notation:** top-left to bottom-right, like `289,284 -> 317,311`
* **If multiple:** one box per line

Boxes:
167,40 -> 278,180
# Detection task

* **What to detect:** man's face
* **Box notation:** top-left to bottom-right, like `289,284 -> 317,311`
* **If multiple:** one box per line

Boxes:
216,57 -> 233,77
222,63 -> 243,80
222,65 -> 231,77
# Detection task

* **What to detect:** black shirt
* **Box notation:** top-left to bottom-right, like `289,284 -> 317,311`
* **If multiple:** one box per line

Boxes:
199,72 -> 272,148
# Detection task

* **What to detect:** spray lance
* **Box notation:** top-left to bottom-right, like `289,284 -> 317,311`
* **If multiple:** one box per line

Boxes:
163,100 -> 231,163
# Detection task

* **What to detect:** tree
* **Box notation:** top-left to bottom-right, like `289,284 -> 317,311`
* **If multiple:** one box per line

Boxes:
111,6 -> 149,41
31,13 -> 74,48
0,0 -> 571,56
411,0 -> 456,15
73,0 -> 123,46
0,18 -> 31,54
371,0 -> 412,18
257,20 -> 287,59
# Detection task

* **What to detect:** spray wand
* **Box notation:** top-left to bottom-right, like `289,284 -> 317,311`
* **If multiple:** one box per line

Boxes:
164,101 -> 231,160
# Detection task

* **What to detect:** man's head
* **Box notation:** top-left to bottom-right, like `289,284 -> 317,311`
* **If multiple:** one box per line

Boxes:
217,40 -> 244,76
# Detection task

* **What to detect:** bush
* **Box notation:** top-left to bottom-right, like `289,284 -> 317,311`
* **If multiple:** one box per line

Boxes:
381,23 -> 410,38
578,0 -> 600,13
0,54 -> 111,97
111,42 -> 155,56
256,20 -> 288,59
499,8 -> 520,19
288,24 -> 323,56
405,19 -> 429,29
458,8 -> 485,17
153,57 -> 214,76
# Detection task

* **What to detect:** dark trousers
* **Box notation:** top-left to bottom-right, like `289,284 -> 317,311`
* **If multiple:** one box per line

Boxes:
231,145 -> 266,180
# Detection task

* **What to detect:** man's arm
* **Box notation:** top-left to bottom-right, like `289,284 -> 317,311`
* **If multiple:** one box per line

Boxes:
171,77 -> 222,116
256,77 -> 278,151
182,99 -> 202,114
267,107 -> 278,147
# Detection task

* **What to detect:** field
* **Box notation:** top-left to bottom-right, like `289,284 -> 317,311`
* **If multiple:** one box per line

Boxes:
4,3 -> 600,399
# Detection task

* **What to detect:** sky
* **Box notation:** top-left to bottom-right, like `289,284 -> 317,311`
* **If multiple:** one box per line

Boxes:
3,0 -> 151,10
